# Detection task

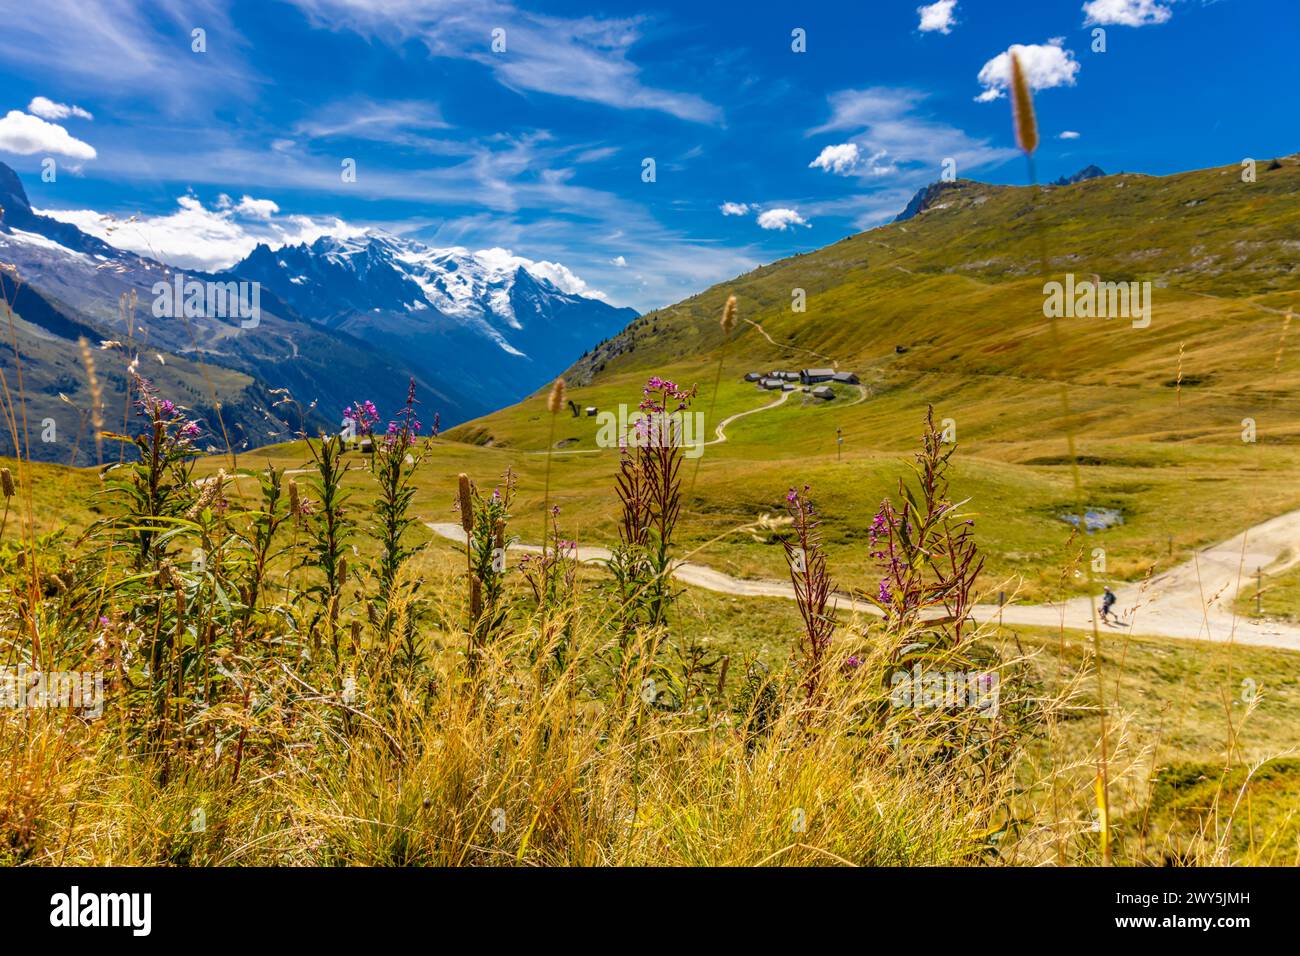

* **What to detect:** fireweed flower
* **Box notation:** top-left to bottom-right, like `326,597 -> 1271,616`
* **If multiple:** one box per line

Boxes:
131,373 -> 205,449
343,399 -> 381,434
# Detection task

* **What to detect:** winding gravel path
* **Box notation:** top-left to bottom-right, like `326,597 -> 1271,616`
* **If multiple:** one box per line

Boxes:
425,511 -> 1300,651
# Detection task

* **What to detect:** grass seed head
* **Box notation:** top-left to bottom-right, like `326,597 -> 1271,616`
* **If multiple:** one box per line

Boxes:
185,469 -> 226,520
1010,51 -> 1038,155
548,377 -> 566,415
721,294 -> 737,334
458,473 -> 475,535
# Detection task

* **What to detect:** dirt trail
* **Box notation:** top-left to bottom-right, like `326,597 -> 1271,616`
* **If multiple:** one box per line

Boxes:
425,511 -> 1300,651
544,381 -> 865,453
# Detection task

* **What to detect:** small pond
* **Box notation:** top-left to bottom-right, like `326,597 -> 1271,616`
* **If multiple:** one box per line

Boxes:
1059,508 -> 1124,532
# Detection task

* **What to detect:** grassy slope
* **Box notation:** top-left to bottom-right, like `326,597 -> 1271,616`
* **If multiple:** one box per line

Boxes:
435,159 -> 1300,601
1234,553 -> 1300,621
0,455 -> 103,537
0,307 -> 263,465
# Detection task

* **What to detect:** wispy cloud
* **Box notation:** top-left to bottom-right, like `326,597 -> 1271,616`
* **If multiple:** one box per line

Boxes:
0,0 -> 257,112
285,0 -> 722,123
798,189 -> 922,230
80,127 -> 592,215
811,87 -> 1016,177
28,97 -> 93,121
294,97 -> 455,149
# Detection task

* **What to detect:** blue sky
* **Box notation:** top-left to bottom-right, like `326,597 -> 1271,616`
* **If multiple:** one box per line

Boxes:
0,0 -> 1293,311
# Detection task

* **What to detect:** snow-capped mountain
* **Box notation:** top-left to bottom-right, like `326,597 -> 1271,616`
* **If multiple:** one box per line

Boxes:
0,159 -> 637,461
0,162 -> 476,461
233,233 -> 637,411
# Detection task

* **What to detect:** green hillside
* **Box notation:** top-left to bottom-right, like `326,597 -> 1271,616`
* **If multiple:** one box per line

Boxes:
438,157 -> 1300,601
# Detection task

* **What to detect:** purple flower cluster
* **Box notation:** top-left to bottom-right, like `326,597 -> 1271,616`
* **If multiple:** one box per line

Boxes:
383,414 -> 422,445
869,508 -> 888,545
133,375 -> 203,442
869,503 -> 901,607
382,379 -> 428,447
343,400 -> 380,433
640,375 -> 693,414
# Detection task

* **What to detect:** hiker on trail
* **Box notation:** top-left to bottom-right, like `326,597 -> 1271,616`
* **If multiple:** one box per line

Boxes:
1100,585 -> 1117,624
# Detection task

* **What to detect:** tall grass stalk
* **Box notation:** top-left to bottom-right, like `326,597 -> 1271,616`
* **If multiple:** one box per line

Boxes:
1011,49 -> 1111,863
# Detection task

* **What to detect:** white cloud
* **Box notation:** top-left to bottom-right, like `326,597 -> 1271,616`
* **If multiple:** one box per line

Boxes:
719,201 -> 750,216
975,39 -> 1080,102
473,246 -> 607,299
234,196 -> 281,219
27,96 -> 93,121
1083,0 -> 1174,27
611,255 -> 627,267
0,110 -> 96,160
37,193 -> 363,272
1058,130 -> 1081,139
757,208 -> 809,231
809,143 -> 861,175
917,0 -> 958,34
